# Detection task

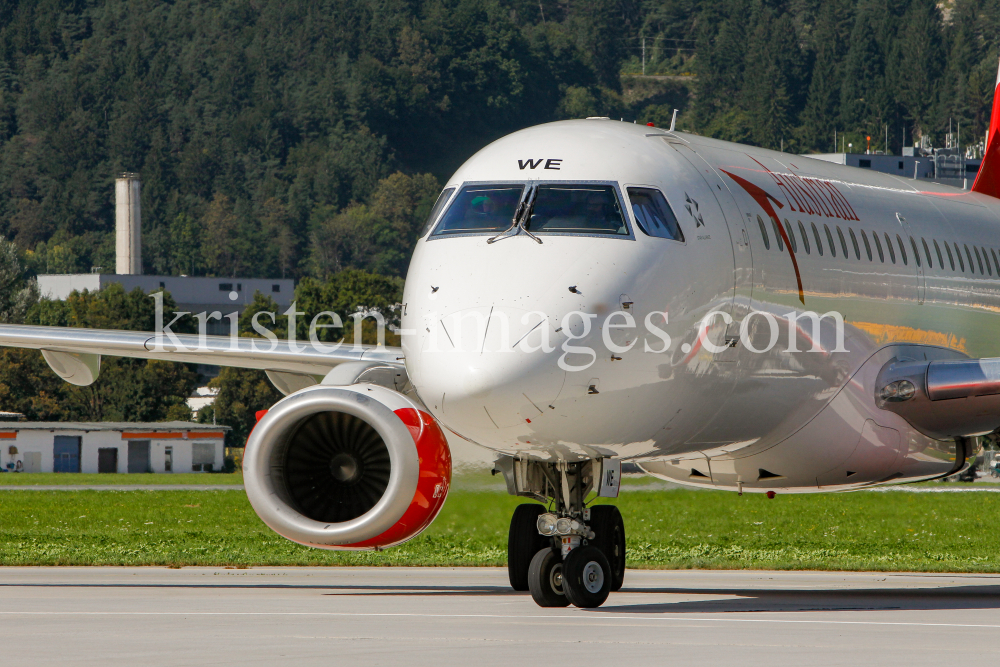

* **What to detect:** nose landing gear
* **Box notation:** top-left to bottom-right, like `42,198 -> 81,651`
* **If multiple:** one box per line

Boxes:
497,456 -> 625,608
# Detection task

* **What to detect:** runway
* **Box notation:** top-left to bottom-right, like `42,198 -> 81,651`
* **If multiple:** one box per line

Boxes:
3,567 -> 1000,666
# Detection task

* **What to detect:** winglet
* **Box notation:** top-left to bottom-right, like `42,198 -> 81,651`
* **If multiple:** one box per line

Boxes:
971,58 -> 1000,197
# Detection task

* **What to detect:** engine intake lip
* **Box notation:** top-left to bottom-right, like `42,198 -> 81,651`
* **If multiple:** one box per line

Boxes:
243,385 -> 419,547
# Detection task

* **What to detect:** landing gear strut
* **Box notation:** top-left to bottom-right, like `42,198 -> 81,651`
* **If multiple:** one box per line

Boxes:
497,457 -> 625,608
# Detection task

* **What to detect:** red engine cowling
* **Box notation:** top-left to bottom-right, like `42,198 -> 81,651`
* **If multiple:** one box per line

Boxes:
243,383 -> 451,550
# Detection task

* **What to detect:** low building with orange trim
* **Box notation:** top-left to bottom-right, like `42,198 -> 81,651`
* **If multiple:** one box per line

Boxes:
0,422 -> 230,474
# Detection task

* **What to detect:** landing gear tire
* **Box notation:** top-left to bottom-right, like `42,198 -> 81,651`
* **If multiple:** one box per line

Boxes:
562,545 -> 612,608
508,504 -> 549,591
528,547 -> 569,607
588,505 -> 626,591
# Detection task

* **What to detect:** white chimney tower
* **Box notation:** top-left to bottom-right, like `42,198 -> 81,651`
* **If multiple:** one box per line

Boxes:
115,173 -> 141,275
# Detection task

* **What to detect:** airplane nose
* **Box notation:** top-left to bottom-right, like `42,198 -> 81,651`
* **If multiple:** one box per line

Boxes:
411,306 -> 565,433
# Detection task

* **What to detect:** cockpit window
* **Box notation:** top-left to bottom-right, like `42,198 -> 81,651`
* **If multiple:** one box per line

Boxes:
523,185 -> 629,236
627,188 -> 684,241
431,184 -> 524,236
419,187 -> 456,237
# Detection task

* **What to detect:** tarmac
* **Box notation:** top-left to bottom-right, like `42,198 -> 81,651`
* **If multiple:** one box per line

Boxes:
2,567 -> 1000,666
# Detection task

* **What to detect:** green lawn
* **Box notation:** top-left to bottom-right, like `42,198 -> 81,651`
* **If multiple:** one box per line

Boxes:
0,473 -> 244,486
2,486 -> 1000,571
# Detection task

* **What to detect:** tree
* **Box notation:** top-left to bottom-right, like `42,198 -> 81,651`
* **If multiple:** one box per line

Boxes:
0,284 -> 198,421
739,2 -> 802,150
0,237 -> 38,324
891,0 -> 945,141
840,0 -> 893,140
692,0 -> 751,126
307,172 -> 439,279
799,0 -> 852,151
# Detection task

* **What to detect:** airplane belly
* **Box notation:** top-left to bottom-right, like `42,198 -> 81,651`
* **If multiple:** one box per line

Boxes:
640,344 -> 967,492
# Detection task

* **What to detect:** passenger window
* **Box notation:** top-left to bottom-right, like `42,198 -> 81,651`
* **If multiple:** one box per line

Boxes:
772,219 -> 784,251
897,235 -> 908,265
798,221 -> 810,254
433,184 -> 524,235
933,240 -> 944,269
784,219 -> 798,253
955,242 -> 965,271
872,232 -> 884,262
922,239 -> 933,268
848,228 -> 861,259
836,226 -> 849,257
964,245 -> 976,273
944,242 -> 955,270
983,247 -> 993,276
824,224 -> 836,257
861,230 -> 872,261
756,215 -> 770,250
529,185 -> 630,236
811,222 -> 823,256
884,233 -> 896,263
992,248 -> 1000,275
627,188 -> 682,240
911,238 -> 921,267
974,246 -> 985,274
421,187 -> 457,236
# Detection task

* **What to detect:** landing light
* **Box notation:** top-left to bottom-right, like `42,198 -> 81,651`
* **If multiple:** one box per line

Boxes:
880,380 -> 916,402
537,513 -> 558,536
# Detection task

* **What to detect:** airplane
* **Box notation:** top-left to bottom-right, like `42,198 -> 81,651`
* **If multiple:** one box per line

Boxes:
4,67 -> 1000,610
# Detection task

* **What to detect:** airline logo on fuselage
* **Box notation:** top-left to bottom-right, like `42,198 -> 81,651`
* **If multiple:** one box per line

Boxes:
518,158 -> 563,170
765,168 -> 860,222
719,158 -> 863,306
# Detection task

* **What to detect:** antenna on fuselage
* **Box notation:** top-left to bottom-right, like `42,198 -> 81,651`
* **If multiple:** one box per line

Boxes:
669,109 -> 678,132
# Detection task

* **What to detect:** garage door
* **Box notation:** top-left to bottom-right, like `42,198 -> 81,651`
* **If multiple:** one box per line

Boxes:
127,441 -> 151,473
53,436 -> 81,473
98,448 -> 119,474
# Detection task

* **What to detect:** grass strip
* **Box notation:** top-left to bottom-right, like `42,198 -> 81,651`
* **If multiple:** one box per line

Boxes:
3,487 -> 1000,570
0,473 -> 244,486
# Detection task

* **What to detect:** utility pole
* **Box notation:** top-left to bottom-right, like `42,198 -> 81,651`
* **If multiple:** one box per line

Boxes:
885,124 -> 888,154
538,0 -> 545,22
642,36 -> 646,76
834,129 -> 837,153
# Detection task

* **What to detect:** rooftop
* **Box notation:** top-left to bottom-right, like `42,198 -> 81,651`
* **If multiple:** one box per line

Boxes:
0,422 -> 230,432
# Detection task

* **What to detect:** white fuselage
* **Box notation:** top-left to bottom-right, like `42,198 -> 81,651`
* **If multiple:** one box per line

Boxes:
401,120 -> 1000,493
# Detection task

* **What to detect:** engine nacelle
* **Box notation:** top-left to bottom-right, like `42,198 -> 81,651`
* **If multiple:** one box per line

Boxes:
243,383 -> 451,550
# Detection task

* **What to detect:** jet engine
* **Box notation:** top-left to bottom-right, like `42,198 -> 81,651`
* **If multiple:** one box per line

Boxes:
243,383 -> 451,550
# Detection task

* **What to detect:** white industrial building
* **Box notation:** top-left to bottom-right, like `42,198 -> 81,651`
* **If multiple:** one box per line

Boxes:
0,422 -> 229,474
807,151 -> 981,188
37,273 -> 295,332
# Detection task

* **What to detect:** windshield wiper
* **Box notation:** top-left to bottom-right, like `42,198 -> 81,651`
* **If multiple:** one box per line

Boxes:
517,187 -> 542,244
487,186 -> 541,244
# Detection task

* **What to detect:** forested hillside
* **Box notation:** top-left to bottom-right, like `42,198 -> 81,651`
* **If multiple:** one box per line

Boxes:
0,0 -> 648,278
680,0 -> 998,156
0,0 -> 994,283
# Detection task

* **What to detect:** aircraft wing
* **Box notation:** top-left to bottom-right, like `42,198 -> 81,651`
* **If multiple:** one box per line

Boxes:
0,324 -> 405,395
877,356 -> 1000,439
